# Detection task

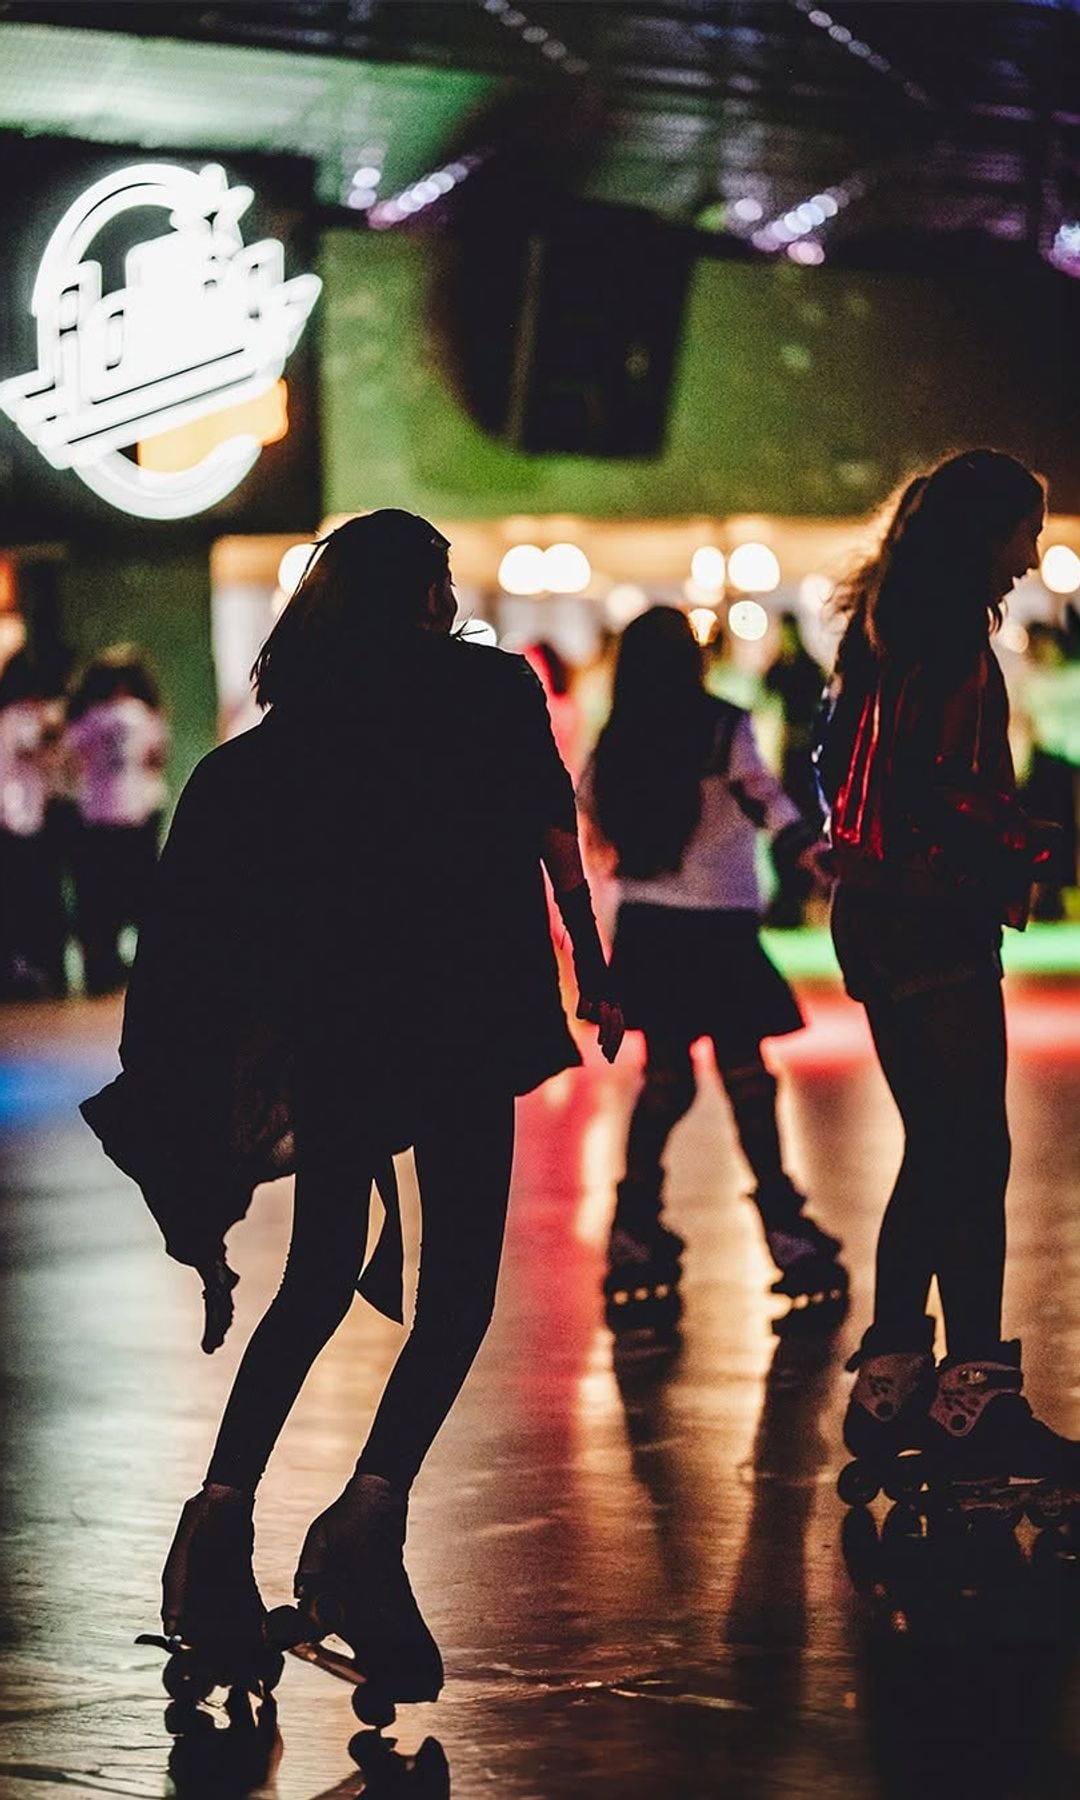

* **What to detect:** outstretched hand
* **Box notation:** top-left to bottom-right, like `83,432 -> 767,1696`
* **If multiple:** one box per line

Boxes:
197,1253 -> 240,1355
577,996 -> 625,1063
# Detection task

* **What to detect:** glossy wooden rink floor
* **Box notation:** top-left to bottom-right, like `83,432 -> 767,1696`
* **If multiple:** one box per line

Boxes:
1,974 -> 1079,1799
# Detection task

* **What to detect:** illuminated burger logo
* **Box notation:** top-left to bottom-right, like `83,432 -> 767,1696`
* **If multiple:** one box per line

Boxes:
0,161 -> 321,519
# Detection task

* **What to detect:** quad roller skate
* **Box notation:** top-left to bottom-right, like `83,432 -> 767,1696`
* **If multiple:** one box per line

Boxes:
912,1342 -> 1080,1534
602,1177 -> 684,1349
266,1472 -> 443,1730
755,1178 -> 849,1337
137,1485 -> 283,1709
836,1317 -> 937,1506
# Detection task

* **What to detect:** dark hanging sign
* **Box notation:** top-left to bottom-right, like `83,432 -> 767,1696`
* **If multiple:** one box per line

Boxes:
0,136 -> 322,541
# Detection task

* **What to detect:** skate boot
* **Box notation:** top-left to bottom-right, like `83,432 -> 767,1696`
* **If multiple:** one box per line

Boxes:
138,1485 -> 282,1705
921,1340 -> 1080,1531
754,1176 -> 849,1336
603,1176 -> 684,1346
837,1317 -> 937,1506
268,1473 -> 443,1726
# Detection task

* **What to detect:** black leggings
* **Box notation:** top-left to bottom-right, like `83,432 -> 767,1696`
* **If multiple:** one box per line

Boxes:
206,1087 -> 515,1496
625,1032 -> 786,1194
865,975 -> 1010,1358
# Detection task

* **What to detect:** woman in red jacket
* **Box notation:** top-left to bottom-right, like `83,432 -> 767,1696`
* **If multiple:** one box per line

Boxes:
818,450 -> 1079,1501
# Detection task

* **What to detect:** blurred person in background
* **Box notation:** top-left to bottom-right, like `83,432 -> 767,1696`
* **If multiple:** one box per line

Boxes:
65,645 -> 169,996
578,605 -> 844,1344
1015,621 -> 1078,921
762,611 -> 827,927
0,649 -> 67,999
82,510 -> 622,1717
819,449 -> 1080,1499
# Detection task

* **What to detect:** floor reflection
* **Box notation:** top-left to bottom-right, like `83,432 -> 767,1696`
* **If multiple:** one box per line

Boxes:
1,983 -> 1079,1795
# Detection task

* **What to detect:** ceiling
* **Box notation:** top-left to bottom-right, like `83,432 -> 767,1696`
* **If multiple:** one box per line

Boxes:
0,1 -> 1077,271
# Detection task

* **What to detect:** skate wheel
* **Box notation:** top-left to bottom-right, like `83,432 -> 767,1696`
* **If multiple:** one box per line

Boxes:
881,1503 -> 924,1547
265,1604 -> 312,1650
841,1504 -> 880,1587
837,1461 -> 879,1507
883,1455 -> 926,1503
162,1654 -> 214,1703
351,1682 -> 396,1728
1027,1491 -> 1066,1530
163,1698 -> 214,1737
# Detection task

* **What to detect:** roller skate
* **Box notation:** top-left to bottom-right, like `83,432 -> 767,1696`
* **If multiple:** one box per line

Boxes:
754,1177 -> 849,1336
602,1176 -> 684,1349
836,1317 -> 937,1506
137,1485 -> 283,1712
267,1472 -> 443,1730
918,1341 -> 1080,1533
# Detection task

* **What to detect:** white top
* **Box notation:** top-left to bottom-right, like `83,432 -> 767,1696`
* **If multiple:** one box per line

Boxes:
578,705 -> 801,914
0,699 -> 62,836
65,697 -> 169,828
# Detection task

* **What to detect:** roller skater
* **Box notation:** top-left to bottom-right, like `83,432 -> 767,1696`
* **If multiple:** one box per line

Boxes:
578,606 -> 842,1342
819,451 -> 1080,1521
603,1177 -> 685,1343
84,511 -> 623,1741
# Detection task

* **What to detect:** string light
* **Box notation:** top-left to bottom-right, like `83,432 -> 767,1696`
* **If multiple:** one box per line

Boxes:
277,542 -> 316,594
369,152 -> 485,229
543,543 -> 591,593
687,606 -> 720,646
790,0 -> 931,105
479,0 -> 586,74
498,544 -> 546,595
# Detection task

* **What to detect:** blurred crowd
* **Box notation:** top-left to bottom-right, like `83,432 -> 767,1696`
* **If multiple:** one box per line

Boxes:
0,598 -> 1075,1006
0,644 -> 168,1000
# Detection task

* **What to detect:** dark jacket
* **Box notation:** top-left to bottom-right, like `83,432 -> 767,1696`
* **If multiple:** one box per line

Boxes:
817,640 -> 1050,928
81,639 -> 580,1306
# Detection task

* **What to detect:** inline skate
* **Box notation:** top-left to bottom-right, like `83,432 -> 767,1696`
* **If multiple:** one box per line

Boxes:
916,1341 -> 1080,1532
267,1472 -> 443,1728
836,1317 -> 937,1505
603,1176 -> 684,1347
754,1177 -> 849,1336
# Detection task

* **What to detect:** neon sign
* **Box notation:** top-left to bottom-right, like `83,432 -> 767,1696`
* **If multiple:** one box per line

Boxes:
0,162 -> 321,520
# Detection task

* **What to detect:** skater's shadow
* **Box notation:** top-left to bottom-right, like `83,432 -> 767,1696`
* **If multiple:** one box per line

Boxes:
163,1685 -> 450,1798
722,1330 -> 844,1718
845,1504 -> 1080,1797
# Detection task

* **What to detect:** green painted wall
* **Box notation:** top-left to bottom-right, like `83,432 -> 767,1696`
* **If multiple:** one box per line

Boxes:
58,545 -> 216,806
321,230 -> 1078,519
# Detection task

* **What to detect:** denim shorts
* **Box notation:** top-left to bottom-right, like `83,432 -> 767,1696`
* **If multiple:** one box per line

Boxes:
830,884 -> 1003,1006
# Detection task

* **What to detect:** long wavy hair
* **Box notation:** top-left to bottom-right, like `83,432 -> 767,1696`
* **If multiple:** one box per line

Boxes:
252,510 -> 451,710
833,449 -> 1043,684
593,606 -> 714,879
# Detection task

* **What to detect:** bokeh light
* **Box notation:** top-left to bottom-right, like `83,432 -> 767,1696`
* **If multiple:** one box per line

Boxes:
687,606 -> 720,646
499,544 -> 546,594
543,543 -> 591,593
605,583 -> 650,628
728,543 -> 781,593
690,545 -> 726,591
1041,545 -> 1080,595
728,599 -> 770,641
277,542 -> 316,594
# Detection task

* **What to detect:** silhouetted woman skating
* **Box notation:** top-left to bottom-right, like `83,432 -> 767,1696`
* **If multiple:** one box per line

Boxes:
578,605 -> 844,1342
83,511 -> 622,1713
819,449 -> 1080,1500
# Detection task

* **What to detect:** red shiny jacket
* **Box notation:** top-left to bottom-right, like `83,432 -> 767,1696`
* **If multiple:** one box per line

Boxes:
818,643 -> 1050,928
